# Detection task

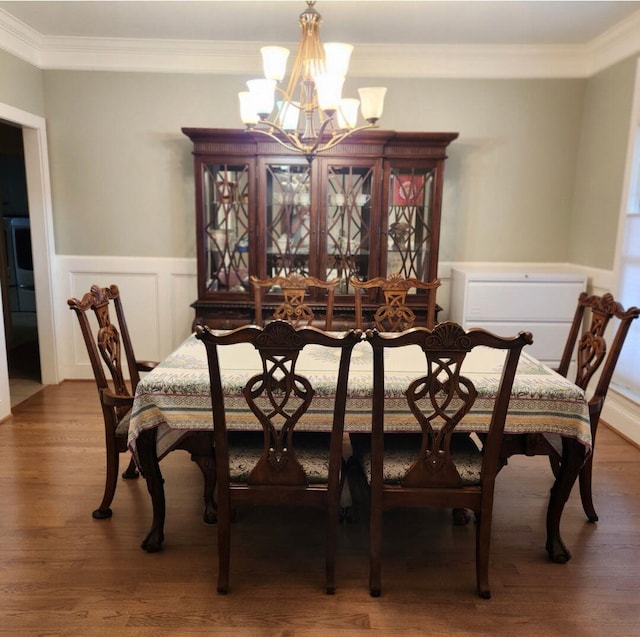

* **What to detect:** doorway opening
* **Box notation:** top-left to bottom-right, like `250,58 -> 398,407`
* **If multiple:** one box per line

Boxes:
0,122 -> 42,406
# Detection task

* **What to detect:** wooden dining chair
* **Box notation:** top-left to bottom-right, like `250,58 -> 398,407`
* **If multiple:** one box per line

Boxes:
349,322 -> 532,598
350,273 -> 441,331
250,273 -> 340,330
195,320 -> 362,594
514,292 -> 640,522
68,284 -> 215,522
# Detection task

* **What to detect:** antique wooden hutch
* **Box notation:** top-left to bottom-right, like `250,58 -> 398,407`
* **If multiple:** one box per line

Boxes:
183,127 -> 458,329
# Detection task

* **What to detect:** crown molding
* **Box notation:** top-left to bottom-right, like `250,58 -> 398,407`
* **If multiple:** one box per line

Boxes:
584,8 -> 640,75
0,8 -> 639,79
350,43 -> 588,79
0,9 -> 43,67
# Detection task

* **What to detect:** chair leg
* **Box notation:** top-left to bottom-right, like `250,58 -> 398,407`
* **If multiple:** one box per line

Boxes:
369,503 -> 382,597
475,511 -> 492,600
549,454 -> 561,479
217,492 -> 231,594
344,456 -> 370,524
326,501 -> 338,595
93,434 -> 120,519
579,454 -> 598,522
338,462 -> 354,523
122,454 -> 140,479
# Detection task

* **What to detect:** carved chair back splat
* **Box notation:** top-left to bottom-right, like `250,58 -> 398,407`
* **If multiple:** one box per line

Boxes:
250,273 -> 340,330
349,322 -> 532,598
196,320 -> 362,594
350,273 -> 441,331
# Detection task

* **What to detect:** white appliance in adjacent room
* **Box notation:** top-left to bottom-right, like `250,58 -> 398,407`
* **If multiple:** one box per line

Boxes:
3,216 -> 35,313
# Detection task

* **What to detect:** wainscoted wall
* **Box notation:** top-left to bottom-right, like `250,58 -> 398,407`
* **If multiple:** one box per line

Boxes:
54,255 -> 638,445
57,255 -> 197,381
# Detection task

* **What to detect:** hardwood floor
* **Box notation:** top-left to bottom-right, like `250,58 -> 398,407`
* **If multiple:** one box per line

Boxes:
1,381 -> 640,636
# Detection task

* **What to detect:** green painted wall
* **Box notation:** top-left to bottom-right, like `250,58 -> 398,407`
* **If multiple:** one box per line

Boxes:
0,49 -> 44,116
2,45 -> 636,268
569,56 -> 637,269
42,71 -> 585,261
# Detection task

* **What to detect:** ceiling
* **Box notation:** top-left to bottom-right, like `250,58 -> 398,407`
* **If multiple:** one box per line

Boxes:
1,1 -> 639,45
1,1 -> 640,78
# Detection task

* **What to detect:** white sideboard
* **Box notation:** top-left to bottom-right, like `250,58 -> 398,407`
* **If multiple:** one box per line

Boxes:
449,266 -> 587,368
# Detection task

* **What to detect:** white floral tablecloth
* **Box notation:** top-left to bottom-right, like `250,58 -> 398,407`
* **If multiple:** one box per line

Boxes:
129,333 -> 591,461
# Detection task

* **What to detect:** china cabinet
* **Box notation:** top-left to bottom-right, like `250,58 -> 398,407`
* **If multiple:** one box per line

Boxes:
183,128 -> 458,328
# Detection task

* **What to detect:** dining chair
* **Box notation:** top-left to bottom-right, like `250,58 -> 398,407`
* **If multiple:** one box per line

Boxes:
250,273 -> 340,329
68,284 -> 215,522
515,292 -> 640,522
195,320 -> 362,594
349,322 -> 532,598
350,273 -> 441,331
349,273 -> 444,518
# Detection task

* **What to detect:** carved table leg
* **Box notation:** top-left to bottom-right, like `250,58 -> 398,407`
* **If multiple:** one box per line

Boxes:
136,428 -> 166,552
545,436 -> 586,563
186,433 -> 217,525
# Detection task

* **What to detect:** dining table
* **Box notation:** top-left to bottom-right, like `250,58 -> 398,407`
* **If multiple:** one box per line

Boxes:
128,330 -> 592,562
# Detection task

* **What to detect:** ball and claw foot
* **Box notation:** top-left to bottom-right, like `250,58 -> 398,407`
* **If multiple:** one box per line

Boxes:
141,529 -> 164,553
92,508 -> 113,520
452,508 -> 472,525
546,537 -> 571,564
203,503 -> 217,525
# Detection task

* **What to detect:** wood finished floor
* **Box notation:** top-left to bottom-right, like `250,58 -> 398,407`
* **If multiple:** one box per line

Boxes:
1,381 -> 640,636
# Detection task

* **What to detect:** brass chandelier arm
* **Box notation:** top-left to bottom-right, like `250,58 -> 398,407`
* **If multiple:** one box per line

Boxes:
248,119 -> 377,159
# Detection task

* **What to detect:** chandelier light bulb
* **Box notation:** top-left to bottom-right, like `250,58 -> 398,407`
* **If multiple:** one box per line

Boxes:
261,46 -> 290,82
323,43 -> 353,77
358,87 -> 387,123
315,73 -> 344,113
337,98 -> 360,129
246,79 -> 277,119
238,92 -> 259,125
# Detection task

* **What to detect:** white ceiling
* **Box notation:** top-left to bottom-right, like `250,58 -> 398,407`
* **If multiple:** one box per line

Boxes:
1,1 -> 640,78
1,1 -> 640,44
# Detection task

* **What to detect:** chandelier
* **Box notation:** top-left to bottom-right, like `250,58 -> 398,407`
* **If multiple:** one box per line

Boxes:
238,0 -> 387,160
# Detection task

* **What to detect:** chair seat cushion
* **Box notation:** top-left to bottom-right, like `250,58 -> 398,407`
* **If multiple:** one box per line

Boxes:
226,432 -> 333,484
350,433 -> 483,486
115,410 -> 132,437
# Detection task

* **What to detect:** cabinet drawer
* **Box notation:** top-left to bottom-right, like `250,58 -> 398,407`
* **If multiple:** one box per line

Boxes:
466,321 -> 569,364
466,281 -> 583,321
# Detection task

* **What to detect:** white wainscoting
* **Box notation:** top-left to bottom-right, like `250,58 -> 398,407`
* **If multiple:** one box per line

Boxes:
57,255 -> 197,381
54,256 -> 639,445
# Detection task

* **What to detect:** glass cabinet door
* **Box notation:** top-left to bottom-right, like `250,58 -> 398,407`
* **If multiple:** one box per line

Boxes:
386,166 -> 436,281
324,162 -> 376,293
264,161 -> 312,279
202,162 -> 250,294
